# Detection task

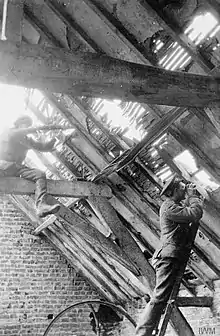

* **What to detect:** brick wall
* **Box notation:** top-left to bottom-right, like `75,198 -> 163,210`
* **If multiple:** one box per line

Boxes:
0,196 -> 101,336
1,196 -> 220,336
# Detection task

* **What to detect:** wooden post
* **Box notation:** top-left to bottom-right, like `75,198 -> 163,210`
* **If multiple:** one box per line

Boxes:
0,41 -> 220,107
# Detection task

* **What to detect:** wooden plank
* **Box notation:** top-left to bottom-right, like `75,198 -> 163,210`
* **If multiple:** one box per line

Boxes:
0,177 -> 112,198
9,194 -> 144,302
1,0 -> 24,42
10,192 -> 139,276
176,297 -> 213,307
50,222 -> 134,301
57,221 -> 146,298
45,228 -> 119,303
1,42 -> 220,107
35,194 -> 141,276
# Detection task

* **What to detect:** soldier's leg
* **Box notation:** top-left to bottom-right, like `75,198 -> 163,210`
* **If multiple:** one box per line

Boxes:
135,257 -> 180,336
15,164 -> 60,218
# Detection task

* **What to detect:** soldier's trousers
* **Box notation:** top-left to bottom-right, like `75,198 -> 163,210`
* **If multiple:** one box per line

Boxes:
135,257 -> 181,336
0,162 -> 46,206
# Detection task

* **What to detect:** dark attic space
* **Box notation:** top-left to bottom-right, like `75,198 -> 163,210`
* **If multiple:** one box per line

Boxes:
2,0 -> 220,335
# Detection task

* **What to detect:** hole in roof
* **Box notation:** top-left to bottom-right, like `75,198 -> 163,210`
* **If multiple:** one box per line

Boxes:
185,12 -> 219,45
194,170 -> 219,191
174,150 -> 198,174
156,11 -> 220,71
174,150 -> 219,191
93,99 -> 144,142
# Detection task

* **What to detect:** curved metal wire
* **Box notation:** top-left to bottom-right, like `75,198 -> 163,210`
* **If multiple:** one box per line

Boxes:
43,299 -> 136,336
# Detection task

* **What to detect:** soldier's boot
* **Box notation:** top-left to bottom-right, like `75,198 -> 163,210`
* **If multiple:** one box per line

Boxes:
35,178 -> 60,218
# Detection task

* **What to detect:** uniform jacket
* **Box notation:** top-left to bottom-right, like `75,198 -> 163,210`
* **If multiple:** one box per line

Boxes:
0,127 -> 54,167
154,196 -> 203,260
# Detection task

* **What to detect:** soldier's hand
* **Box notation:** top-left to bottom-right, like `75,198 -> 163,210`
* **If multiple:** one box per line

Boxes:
186,183 -> 197,196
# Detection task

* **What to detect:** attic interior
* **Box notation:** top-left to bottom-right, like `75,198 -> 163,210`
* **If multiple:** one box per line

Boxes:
1,0 -> 220,335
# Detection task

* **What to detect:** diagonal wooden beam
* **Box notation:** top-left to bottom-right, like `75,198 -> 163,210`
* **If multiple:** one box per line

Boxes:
88,196 -> 156,292
9,195 -> 138,303
0,177 -> 112,198
44,0 -> 102,52
1,41 -> 220,107
10,193 -> 139,276
93,107 -> 185,180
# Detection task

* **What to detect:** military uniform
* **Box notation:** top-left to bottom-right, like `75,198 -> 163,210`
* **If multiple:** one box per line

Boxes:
135,178 -> 203,336
0,121 -> 60,218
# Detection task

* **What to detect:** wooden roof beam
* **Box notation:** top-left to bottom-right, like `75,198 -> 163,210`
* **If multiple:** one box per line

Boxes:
88,195 -> 156,291
0,177 -> 112,198
23,4 -> 64,48
1,41 -> 220,107
44,0 -> 102,53
24,4 -> 132,153
9,195 -> 139,303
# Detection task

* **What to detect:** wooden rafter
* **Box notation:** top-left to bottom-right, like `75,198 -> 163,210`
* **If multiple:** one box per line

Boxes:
1,41 -> 220,107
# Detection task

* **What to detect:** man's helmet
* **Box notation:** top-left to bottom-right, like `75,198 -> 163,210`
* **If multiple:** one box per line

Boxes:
14,115 -> 33,127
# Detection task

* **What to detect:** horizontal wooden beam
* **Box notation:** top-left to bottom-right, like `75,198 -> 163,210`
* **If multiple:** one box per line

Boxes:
1,41 -> 220,107
176,296 -> 213,307
0,177 -> 112,198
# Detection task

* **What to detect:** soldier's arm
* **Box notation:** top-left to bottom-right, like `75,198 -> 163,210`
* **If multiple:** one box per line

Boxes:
9,125 -> 65,138
166,197 -> 203,224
